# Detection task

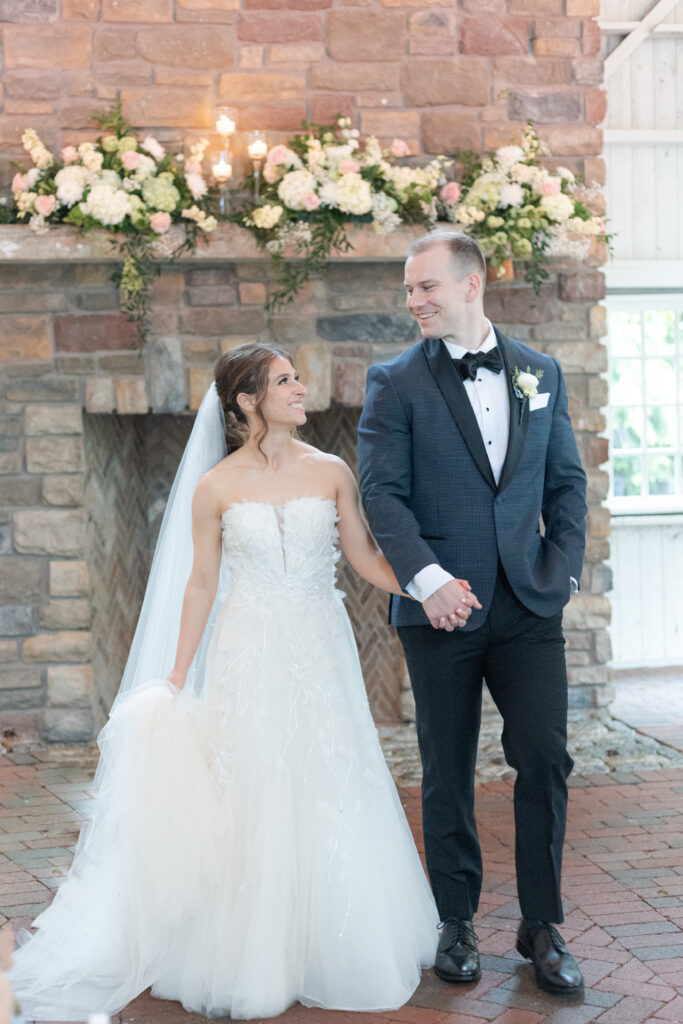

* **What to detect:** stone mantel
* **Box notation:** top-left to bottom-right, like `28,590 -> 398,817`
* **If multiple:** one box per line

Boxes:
0,228 -> 611,742
0,222 -> 436,264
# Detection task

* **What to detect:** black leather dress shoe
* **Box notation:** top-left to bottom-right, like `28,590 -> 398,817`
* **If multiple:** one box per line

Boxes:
516,920 -> 584,995
434,918 -> 481,983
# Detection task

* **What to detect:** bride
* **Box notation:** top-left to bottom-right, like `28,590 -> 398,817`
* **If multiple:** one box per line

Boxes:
10,342 -> 476,1022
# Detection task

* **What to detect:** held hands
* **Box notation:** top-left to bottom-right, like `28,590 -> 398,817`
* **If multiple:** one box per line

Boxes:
423,579 -> 482,631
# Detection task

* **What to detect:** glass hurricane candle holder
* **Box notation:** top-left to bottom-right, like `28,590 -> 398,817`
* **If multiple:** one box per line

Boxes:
247,130 -> 268,201
211,149 -> 233,216
215,106 -> 237,141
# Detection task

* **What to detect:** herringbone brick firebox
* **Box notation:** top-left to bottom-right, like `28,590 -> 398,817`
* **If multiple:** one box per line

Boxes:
0,223 -> 611,742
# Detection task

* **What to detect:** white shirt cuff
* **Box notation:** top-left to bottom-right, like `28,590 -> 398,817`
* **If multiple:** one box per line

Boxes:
406,564 -> 456,603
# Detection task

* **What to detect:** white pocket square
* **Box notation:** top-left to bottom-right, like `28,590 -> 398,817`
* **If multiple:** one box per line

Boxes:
529,392 -> 550,411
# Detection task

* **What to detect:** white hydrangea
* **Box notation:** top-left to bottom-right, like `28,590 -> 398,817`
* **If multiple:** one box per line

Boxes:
499,182 -> 524,208
98,169 -> 122,190
540,192 -> 574,223
334,172 -> 373,215
26,168 -> 41,189
54,165 -> 90,207
80,184 -> 132,226
495,145 -> 524,172
252,204 -> 283,230
141,136 -> 165,162
319,181 -> 338,207
278,169 -> 317,211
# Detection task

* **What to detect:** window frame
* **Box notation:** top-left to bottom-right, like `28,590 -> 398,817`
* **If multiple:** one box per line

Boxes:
605,291 -> 683,516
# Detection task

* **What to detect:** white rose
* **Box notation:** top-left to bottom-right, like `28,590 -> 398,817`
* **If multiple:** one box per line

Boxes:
516,371 -> 539,397
540,192 -> 575,223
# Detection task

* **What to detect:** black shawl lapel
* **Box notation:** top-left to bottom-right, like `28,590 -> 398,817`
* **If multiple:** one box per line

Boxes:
423,337 -> 497,492
497,329 -> 529,493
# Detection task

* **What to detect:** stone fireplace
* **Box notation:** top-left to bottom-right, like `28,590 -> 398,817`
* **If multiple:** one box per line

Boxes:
0,223 -> 611,743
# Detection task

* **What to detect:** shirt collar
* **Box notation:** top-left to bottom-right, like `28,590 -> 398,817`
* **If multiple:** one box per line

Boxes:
443,320 -> 497,360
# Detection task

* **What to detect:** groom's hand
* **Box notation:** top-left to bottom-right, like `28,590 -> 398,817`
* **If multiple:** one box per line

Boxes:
423,580 -> 482,631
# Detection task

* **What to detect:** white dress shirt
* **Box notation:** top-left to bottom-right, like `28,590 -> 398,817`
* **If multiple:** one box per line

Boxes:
406,320 -> 510,603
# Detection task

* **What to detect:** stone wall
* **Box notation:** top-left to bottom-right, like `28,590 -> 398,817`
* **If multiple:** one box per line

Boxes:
0,0 -> 603,188
0,224 -> 610,742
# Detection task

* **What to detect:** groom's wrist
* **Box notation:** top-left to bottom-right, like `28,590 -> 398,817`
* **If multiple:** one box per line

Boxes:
406,564 -> 455,603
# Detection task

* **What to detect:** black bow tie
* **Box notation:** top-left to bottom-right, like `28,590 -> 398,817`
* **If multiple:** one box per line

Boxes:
453,347 -> 503,382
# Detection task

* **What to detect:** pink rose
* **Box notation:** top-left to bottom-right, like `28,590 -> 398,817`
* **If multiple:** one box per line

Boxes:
440,182 -> 461,204
267,145 -> 289,166
339,159 -> 360,175
11,173 -> 28,193
540,179 -> 561,196
302,192 -> 320,211
390,138 -> 411,158
61,145 -> 78,165
150,211 -> 172,234
34,194 -> 56,217
122,150 -> 140,170
185,160 -> 202,176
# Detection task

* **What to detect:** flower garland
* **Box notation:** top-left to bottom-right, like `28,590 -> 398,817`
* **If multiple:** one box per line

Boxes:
441,124 -> 609,293
10,97 -> 217,344
235,118 -> 450,310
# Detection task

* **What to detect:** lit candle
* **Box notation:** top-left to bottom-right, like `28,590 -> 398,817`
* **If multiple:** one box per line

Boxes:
216,114 -> 236,138
212,156 -> 233,181
248,139 -> 268,160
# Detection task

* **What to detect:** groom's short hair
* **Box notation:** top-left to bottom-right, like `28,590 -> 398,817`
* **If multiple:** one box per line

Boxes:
407,231 -> 487,286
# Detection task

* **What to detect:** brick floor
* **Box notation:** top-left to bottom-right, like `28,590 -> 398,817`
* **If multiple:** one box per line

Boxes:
2,743 -> 683,1024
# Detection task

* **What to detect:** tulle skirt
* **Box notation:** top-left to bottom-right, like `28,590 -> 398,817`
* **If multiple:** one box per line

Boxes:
10,589 -> 438,1020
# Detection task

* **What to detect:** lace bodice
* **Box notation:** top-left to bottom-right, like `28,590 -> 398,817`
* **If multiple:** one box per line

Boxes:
220,496 -> 341,599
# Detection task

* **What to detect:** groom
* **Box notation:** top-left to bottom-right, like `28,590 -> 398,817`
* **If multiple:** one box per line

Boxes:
357,231 -> 587,995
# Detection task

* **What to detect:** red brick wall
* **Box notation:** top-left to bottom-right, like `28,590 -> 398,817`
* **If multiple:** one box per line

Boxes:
0,0 -> 604,186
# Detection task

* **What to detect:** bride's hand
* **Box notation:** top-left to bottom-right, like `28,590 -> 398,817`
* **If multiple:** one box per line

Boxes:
166,669 -> 186,691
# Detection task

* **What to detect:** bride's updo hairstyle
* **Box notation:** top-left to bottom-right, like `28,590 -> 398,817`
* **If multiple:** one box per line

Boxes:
214,342 -> 295,455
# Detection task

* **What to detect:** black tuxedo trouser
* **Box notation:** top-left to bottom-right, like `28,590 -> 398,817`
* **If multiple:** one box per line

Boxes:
398,564 -> 573,924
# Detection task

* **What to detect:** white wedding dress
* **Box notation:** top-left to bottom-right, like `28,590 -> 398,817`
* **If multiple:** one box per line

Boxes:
11,496 -> 438,1022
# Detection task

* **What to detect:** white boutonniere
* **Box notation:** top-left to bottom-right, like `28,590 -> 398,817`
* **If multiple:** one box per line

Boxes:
512,365 -> 544,422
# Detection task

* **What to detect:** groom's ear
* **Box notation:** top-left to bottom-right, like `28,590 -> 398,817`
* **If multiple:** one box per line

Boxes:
464,271 -> 483,304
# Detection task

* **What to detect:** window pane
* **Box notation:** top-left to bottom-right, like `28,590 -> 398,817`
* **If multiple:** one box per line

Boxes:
648,454 -> 675,495
647,406 -> 677,448
613,406 -> 642,449
611,358 -> 642,405
643,310 -> 675,354
645,357 -> 676,404
613,455 -> 642,496
610,310 -> 642,356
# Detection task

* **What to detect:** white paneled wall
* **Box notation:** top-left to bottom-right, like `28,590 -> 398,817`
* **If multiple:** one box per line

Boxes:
601,0 -> 683,262
610,515 -> 683,667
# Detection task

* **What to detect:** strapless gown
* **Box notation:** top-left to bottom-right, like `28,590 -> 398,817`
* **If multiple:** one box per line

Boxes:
10,497 -> 438,1021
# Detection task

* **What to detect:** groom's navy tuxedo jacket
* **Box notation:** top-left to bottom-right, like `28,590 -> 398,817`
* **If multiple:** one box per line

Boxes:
357,329 -> 588,629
